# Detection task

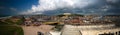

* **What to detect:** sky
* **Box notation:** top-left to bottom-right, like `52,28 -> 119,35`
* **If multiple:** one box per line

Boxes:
0,0 -> 120,16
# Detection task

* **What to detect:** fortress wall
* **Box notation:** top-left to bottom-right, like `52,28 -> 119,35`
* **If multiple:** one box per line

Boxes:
82,28 -> 120,35
64,24 -> 115,29
62,24 -> 120,35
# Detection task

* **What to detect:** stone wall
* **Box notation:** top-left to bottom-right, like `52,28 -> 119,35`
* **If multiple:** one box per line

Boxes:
61,24 -> 120,35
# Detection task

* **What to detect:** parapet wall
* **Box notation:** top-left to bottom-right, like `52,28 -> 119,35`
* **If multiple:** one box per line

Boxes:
64,24 -> 115,30
61,24 -> 120,35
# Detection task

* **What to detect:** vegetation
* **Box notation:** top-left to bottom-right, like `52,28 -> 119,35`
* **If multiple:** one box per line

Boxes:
0,17 -> 24,35
0,26 -> 24,35
0,18 -> 23,25
0,21 -> 10,25
57,14 -> 84,17
57,15 -> 65,17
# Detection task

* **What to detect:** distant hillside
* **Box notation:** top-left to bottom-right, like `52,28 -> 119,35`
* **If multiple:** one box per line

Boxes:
70,14 -> 84,16
57,14 -> 84,17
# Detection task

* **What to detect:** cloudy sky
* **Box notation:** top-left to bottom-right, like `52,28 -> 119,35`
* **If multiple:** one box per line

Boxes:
0,0 -> 120,16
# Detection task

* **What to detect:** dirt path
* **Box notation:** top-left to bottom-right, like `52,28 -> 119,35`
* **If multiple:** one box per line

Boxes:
22,25 -> 54,35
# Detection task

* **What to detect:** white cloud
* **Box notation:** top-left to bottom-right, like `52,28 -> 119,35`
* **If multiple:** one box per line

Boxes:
100,5 -> 112,12
21,0 -> 99,14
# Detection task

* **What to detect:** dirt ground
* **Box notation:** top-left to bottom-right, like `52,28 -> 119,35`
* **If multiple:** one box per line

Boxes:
22,25 -> 54,35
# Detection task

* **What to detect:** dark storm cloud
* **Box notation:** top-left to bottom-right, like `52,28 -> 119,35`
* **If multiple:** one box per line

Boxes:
0,0 -> 120,15
33,0 -> 120,15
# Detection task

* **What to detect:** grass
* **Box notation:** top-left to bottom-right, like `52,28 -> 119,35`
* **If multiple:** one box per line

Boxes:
0,21 -> 10,25
0,18 -> 24,35
4,19 -> 23,25
0,26 -> 24,35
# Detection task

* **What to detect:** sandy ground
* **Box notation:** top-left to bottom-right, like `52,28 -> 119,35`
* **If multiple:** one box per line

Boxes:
22,25 -> 54,35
